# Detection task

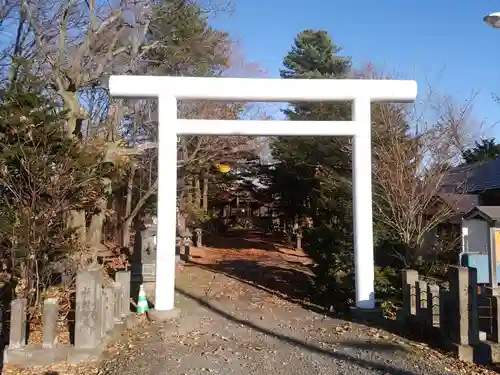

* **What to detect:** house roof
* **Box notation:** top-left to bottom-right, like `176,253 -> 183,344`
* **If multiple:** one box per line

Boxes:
442,158 -> 500,193
436,193 -> 478,214
463,205 -> 500,222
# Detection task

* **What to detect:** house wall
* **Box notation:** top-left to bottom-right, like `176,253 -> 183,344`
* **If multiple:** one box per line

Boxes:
462,219 -> 489,254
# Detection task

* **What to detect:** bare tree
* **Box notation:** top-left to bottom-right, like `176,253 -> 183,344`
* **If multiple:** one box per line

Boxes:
116,35 -> 268,245
371,79 -> 478,266
3,0 -> 267,251
118,97 -> 266,246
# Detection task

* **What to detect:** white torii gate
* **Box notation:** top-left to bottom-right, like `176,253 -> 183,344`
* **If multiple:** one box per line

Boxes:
109,75 -> 417,313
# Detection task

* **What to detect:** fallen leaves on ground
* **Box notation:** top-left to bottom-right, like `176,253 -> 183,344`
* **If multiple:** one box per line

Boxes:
8,241 -> 500,375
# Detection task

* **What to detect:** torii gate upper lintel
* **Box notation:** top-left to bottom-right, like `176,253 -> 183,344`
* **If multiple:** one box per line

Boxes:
109,75 -> 418,312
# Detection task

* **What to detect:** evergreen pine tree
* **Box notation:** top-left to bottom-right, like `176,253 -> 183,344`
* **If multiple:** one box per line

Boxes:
280,29 -> 351,121
462,138 -> 500,164
268,30 -> 355,301
280,30 -> 351,79
271,29 -> 353,220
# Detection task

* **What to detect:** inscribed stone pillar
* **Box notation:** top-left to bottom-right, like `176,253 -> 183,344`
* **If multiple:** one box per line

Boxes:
74,266 -> 104,349
115,271 -> 131,316
468,267 -> 479,346
132,228 -> 157,282
103,286 -> 115,333
402,269 -> 419,317
110,282 -> 123,322
448,266 -> 472,345
415,280 -> 428,323
427,284 -> 440,328
42,298 -> 58,348
9,299 -> 26,349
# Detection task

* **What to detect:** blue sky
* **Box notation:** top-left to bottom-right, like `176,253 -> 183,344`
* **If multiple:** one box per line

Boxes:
211,0 -> 500,139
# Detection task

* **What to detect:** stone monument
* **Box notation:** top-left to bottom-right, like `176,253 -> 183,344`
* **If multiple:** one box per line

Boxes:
131,224 -> 157,283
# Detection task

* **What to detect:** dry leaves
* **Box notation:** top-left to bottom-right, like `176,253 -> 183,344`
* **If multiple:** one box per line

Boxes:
7,241 -> 500,375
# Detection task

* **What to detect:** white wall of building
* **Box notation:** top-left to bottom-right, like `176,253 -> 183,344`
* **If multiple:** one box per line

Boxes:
462,219 -> 489,253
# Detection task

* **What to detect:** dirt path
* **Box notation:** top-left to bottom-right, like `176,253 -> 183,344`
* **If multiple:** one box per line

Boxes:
97,264 -> 484,375
5,232 -> 497,375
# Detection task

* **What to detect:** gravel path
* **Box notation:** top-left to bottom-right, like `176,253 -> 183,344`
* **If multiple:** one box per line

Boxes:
97,265 -> 465,375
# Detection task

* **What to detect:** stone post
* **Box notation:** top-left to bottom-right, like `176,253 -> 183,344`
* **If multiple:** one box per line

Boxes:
9,299 -> 26,349
439,288 -> 450,338
491,296 -> 500,342
132,228 -> 157,283
115,271 -> 131,317
110,282 -> 123,322
415,280 -> 428,323
74,266 -> 104,349
468,267 -> 479,346
103,286 -> 115,334
42,298 -> 58,348
296,232 -> 303,251
182,229 -> 192,260
402,269 -> 419,318
195,228 -> 202,247
427,284 -> 440,328
448,266 -> 478,345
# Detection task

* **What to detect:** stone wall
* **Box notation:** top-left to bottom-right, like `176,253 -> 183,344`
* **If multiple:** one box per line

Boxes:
401,266 -> 500,364
3,267 -> 134,367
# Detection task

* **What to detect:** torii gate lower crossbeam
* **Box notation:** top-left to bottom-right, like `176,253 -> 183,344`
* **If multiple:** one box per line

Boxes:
109,76 -> 417,313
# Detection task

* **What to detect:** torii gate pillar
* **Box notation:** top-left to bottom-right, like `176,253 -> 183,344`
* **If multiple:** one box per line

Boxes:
109,76 -> 417,313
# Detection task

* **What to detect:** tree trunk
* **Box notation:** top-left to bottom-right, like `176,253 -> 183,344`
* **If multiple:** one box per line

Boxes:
120,167 -> 135,247
61,89 -> 84,138
177,211 -> 187,235
125,166 -> 135,218
195,177 -> 201,208
202,178 -> 208,212
121,179 -> 158,247
111,196 -> 121,244
186,177 -> 193,205
87,206 -> 105,249
87,178 -> 112,250
62,89 -> 87,241
66,210 -> 86,243
121,217 -> 133,248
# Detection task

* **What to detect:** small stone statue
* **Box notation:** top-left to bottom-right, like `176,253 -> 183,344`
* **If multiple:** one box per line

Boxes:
296,231 -> 303,251
145,233 -> 155,255
195,228 -> 203,247
182,228 -> 193,247
180,228 -> 193,261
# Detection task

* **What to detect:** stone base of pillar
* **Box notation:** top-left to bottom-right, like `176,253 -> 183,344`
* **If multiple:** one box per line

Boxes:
447,342 -> 474,363
146,307 -> 181,322
349,306 -> 383,324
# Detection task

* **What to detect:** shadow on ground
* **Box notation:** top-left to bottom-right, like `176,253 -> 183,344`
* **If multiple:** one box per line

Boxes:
190,258 -> 437,347
190,257 -> 500,373
197,259 -> 316,307
175,286 -> 421,375
203,230 -> 290,251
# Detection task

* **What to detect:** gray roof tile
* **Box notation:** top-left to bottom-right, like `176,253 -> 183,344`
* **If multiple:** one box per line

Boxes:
442,157 -> 500,193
